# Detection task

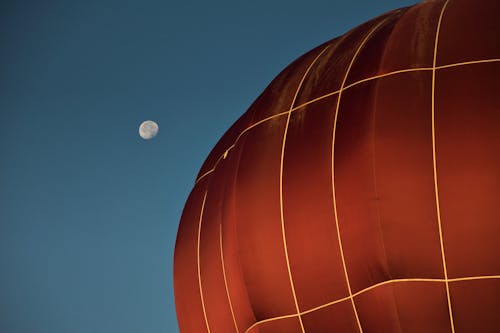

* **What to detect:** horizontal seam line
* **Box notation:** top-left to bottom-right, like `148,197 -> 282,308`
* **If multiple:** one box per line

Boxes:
243,274 -> 500,333
195,57 -> 500,185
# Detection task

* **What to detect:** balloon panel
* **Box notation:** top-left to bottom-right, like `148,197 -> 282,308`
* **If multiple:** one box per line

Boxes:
435,62 -> 500,278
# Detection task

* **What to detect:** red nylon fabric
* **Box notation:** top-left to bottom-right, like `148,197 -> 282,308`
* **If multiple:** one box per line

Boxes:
175,1 -> 500,332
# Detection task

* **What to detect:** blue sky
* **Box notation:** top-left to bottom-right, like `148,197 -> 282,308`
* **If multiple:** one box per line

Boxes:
0,0 -> 417,332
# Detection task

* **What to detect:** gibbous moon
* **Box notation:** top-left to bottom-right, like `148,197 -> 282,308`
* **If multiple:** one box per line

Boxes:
139,120 -> 159,139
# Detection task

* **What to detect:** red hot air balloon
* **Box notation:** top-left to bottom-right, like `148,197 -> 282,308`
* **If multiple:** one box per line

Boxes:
174,0 -> 500,332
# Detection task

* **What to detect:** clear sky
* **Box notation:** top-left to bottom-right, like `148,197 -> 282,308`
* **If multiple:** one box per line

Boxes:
0,0 -> 417,332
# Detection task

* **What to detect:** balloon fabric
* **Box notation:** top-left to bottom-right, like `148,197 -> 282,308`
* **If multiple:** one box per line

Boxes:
174,0 -> 500,332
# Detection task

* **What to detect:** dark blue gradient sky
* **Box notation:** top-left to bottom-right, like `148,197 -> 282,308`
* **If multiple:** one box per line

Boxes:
0,1 -> 417,332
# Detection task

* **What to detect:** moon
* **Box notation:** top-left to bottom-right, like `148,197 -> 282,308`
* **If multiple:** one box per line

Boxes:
139,120 -> 159,139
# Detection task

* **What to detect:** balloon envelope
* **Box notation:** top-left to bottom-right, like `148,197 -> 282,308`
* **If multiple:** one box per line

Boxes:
174,0 -> 500,332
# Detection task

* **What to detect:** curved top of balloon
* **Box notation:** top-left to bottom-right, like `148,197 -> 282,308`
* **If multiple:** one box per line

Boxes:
174,0 -> 500,332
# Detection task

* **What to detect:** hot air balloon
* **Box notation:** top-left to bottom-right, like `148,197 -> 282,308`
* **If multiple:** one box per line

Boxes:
174,0 -> 500,332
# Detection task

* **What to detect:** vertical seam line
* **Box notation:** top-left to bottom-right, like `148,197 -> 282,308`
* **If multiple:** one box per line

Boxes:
431,1 -> 455,332
330,14 -> 396,333
279,44 -> 331,333
220,223 -> 240,333
197,191 -> 211,333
